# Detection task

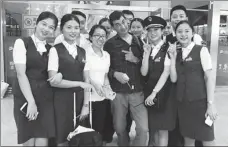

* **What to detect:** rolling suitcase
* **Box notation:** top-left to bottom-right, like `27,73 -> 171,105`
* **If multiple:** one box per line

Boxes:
67,92 -> 102,146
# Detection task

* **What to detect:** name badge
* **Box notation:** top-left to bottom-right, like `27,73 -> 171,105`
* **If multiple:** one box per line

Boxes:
185,57 -> 193,62
154,57 -> 161,62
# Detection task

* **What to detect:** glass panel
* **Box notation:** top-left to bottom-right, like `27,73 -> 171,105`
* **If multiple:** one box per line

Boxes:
216,12 -> 228,86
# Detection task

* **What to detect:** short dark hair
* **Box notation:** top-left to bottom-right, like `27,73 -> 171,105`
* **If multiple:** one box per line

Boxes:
109,11 -> 125,26
89,24 -> 107,42
36,11 -> 58,30
122,10 -> 134,18
60,14 -> 80,31
98,17 -> 110,25
170,5 -> 188,18
130,18 -> 144,28
71,10 -> 86,19
175,20 -> 194,33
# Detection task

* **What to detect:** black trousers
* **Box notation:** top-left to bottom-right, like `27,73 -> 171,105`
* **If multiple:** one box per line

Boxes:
92,99 -> 114,143
102,100 -> 115,143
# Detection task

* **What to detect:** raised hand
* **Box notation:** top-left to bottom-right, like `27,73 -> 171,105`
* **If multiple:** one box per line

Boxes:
167,42 -> 177,60
143,44 -> 152,57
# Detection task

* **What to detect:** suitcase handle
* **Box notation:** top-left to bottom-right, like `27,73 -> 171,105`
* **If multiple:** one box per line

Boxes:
73,91 -> 92,128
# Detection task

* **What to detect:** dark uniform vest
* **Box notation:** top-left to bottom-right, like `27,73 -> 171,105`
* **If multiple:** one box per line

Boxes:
176,45 -> 207,102
13,37 -> 53,103
53,43 -> 86,116
144,42 -> 171,109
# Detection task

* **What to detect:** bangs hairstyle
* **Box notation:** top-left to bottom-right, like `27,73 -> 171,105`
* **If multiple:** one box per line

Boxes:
89,24 -> 107,42
109,11 -> 125,26
130,18 -> 144,28
60,14 -> 80,31
175,20 -> 194,33
71,10 -> 86,19
36,11 -> 58,30
170,5 -> 188,18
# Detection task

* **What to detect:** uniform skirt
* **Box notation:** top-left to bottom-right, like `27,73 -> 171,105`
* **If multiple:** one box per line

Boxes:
144,83 -> 176,131
177,98 -> 214,141
54,90 -> 86,144
13,84 -> 55,144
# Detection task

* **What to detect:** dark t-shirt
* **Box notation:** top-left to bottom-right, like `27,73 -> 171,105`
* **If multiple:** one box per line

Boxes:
103,34 -> 144,93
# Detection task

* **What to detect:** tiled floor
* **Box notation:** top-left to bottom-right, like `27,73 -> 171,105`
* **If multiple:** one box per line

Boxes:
1,88 -> 228,146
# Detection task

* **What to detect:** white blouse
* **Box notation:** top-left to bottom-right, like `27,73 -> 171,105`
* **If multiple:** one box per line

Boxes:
84,46 -> 110,102
150,40 -> 171,66
13,34 -> 47,64
54,34 -> 91,51
181,42 -> 212,72
48,40 -> 80,72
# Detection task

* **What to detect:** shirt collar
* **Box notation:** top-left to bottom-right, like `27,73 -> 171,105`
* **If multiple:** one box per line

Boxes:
172,30 -> 176,37
182,42 -> 195,51
114,32 -> 133,40
89,46 -> 106,58
31,34 -> 46,45
62,40 -> 77,55
151,40 -> 164,49
31,34 -> 47,53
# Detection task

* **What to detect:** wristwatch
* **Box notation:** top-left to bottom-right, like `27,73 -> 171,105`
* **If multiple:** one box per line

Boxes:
207,100 -> 213,104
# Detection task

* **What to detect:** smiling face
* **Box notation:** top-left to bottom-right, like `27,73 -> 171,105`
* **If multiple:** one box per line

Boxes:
176,23 -> 193,47
112,16 -> 129,36
34,18 -> 55,40
100,20 -> 112,36
147,27 -> 163,45
130,21 -> 143,37
62,20 -> 80,43
170,10 -> 188,29
91,28 -> 107,49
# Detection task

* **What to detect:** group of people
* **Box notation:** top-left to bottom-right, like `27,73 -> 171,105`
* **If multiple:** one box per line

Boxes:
12,4 -> 218,147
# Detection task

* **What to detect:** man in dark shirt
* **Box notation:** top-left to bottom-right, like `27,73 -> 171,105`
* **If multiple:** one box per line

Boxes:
104,11 -> 148,146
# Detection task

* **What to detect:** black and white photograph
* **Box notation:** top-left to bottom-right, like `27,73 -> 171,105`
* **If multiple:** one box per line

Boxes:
1,0 -> 228,146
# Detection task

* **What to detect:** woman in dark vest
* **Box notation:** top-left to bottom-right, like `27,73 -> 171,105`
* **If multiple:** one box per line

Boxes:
168,20 -> 217,146
141,16 -> 176,146
13,11 -> 59,146
48,14 -> 93,146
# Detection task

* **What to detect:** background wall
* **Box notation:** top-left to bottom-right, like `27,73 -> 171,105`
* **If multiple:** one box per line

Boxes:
130,1 -> 170,19
171,1 -> 208,8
